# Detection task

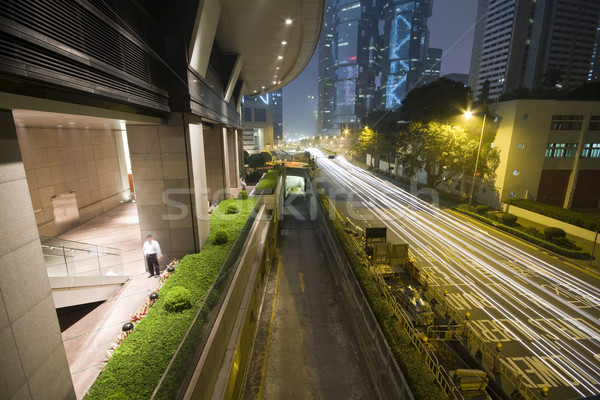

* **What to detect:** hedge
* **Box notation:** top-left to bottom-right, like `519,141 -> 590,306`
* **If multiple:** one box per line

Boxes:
455,206 -> 591,260
253,167 -> 281,195
319,194 -> 444,400
84,197 -> 257,400
505,198 -> 600,231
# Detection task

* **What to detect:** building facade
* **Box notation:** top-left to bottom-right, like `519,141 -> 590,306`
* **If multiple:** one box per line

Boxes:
318,0 -> 436,134
478,99 -> 600,209
0,0 -> 323,398
420,47 -> 443,86
381,0 -> 433,108
242,89 -> 283,150
469,0 -> 600,100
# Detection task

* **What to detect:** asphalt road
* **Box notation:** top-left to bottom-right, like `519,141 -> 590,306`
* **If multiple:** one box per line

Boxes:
242,195 -> 376,400
313,150 -> 600,400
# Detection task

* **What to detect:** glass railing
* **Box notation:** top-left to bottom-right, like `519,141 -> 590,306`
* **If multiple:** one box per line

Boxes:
40,236 -> 123,277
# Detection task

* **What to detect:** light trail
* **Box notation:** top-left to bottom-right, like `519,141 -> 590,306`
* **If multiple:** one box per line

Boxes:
311,149 -> 600,398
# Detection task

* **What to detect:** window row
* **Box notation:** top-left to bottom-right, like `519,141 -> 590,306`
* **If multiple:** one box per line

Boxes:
243,107 -> 267,122
550,115 -> 600,130
545,143 -> 600,158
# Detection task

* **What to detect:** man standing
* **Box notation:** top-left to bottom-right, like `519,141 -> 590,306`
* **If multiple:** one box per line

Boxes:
143,234 -> 162,278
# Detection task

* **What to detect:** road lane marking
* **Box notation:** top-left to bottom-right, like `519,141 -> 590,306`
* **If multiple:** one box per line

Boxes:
299,272 -> 305,294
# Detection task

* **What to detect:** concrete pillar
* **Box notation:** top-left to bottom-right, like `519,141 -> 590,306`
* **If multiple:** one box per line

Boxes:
0,110 -> 75,399
563,117 -> 588,209
227,128 -> 240,188
203,124 -> 229,203
127,113 -> 210,263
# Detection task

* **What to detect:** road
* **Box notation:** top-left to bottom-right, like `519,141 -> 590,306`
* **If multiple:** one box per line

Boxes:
313,150 -> 600,400
242,195 -> 375,400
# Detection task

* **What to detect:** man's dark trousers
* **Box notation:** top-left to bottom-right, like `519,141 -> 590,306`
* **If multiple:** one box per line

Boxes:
146,253 -> 160,276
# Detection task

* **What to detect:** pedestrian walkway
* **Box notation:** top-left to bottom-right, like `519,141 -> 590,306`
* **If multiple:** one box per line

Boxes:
242,196 -> 375,399
57,202 -> 157,399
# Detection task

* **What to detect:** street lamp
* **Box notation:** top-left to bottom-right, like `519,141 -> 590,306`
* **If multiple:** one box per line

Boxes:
464,110 -> 487,207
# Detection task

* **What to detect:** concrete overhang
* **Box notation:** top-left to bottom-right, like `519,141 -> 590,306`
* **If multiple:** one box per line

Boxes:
215,0 -> 324,96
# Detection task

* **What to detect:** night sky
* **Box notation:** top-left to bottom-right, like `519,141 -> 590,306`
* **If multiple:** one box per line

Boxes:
282,0 -> 479,138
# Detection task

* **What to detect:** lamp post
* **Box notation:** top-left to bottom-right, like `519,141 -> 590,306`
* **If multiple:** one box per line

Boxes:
465,111 -> 486,207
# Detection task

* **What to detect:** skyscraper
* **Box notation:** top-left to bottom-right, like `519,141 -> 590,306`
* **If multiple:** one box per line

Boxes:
381,0 -> 433,109
469,0 -> 600,100
332,0 -> 381,129
318,0 -> 336,135
420,47 -> 442,86
317,0 -> 436,133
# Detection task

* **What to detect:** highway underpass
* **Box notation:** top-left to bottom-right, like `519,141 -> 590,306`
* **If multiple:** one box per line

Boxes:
312,149 -> 600,400
241,190 -> 376,399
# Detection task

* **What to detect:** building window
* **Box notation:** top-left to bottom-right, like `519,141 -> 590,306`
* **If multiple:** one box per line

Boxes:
545,143 -> 577,158
589,116 -> 600,131
550,115 -> 583,130
243,107 -> 252,122
582,143 -> 600,158
254,108 -> 266,122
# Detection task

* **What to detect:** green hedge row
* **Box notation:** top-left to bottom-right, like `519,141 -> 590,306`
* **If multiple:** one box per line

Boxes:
319,194 -> 445,400
84,197 -> 258,400
455,206 -> 592,260
253,166 -> 282,195
505,198 -> 600,231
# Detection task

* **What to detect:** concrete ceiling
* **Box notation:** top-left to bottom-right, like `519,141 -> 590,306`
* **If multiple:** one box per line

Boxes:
216,0 -> 324,96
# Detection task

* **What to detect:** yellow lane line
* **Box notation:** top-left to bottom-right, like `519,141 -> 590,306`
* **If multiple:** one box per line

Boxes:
299,272 -> 305,294
257,256 -> 282,400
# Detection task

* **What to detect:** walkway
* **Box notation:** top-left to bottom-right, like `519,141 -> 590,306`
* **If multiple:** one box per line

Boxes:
242,196 -> 375,399
57,202 -> 157,399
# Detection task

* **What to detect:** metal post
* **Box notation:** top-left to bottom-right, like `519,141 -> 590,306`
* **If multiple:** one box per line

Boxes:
468,113 -> 486,207
591,230 -> 598,266
61,239 -> 69,276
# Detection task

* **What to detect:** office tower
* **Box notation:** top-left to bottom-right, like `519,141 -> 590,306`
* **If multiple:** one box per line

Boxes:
318,0 -> 435,132
242,89 -> 283,149
420,47 -> 443,86
272,89 -> 283,144
469,0 -> 600,100
318,0 -> 336,135
332,0 -> 381,129
381,0 -> 433,109
590,20 -> 600,82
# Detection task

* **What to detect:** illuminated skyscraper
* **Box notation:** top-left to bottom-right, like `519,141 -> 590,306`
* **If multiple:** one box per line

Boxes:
380,0 -> 433,109
318,0 -> 435,132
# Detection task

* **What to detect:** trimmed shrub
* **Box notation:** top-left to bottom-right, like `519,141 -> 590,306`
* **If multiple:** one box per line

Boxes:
214,229 -> 228,245
475,205 -> 489,215
237,190 -> 248,200
505,198 -> 600,231
164,286 -> 192,312
248,153 -> 266,168
551,236 -> 580,250
84,197 -> 257,400
226,203 -> 238,214
544,227 -> 566,241
455,208 -> 591,260
498,213 -> 518,227
260,150 -> 273,162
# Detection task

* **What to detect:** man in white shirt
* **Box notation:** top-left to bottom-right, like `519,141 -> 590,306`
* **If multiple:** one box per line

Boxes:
143,234 -> 162,278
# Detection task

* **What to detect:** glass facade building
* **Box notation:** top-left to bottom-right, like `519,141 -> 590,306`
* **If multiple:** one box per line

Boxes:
318,0 -> 435,133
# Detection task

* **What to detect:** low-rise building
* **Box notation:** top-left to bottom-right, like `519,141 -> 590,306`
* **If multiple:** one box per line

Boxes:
478,99 -> 600,209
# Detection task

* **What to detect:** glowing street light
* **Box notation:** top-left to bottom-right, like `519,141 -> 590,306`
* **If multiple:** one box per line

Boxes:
464,110 -> 486,207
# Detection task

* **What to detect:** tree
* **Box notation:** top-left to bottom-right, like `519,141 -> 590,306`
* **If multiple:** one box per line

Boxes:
248,153 -> 265,169
260,150 -> 273,162
243,150 -> 249,164
398,78 -> 472,123
395,121 -> 499,188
